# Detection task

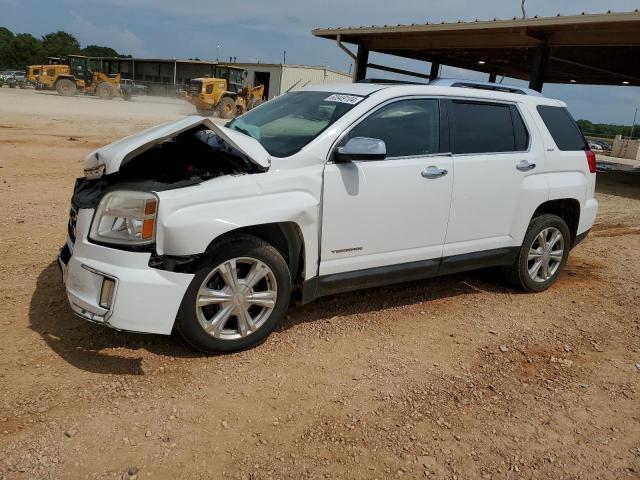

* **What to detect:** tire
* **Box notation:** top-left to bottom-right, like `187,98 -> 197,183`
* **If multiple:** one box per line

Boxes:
216,96 -> 237,119
506,214 -> 571,292
176,234 -> 292,354
247,97 -> 263,110
56,79 -> 77,97
96,82 -> 115,100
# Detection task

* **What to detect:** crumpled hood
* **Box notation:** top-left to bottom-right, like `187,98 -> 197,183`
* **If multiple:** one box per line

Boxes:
83,115 -> 271,177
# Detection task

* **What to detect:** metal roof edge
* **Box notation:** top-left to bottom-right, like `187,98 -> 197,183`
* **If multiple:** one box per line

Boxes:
312,10 -> 640,37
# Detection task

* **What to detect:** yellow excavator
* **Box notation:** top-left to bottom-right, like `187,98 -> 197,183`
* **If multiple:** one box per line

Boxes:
40,55 -> 131,100
183,65 -> 264,118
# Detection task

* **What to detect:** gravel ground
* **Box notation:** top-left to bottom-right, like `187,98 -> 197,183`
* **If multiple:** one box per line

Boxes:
0,87 -> 639,480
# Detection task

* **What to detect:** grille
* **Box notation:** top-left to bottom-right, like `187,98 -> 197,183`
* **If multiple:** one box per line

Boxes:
188,81 -> 202,96
67,207 -> 77,245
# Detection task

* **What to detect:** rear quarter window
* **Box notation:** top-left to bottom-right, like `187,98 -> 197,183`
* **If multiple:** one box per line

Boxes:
536,105 -> 587,151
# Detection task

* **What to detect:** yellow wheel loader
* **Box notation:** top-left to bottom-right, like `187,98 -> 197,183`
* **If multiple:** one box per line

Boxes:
30,64 -> 70,90
46,55 -> 131,100
183,65 -> 264,119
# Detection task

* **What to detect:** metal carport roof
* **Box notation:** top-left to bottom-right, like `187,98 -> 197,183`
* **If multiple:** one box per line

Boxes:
312,11 -> 640,90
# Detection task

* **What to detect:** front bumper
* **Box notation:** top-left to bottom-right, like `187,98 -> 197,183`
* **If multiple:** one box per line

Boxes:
59,208 -> 194,335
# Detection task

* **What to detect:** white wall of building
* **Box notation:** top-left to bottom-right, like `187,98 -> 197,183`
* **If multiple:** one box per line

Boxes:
234,63 -> 351,100
281,65 -> 351,93
612,135 -> 640,161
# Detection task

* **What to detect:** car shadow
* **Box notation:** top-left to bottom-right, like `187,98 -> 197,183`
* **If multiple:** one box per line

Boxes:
29,261 -> 201,376
30,260 -> 517,376
282,268 -> 514,332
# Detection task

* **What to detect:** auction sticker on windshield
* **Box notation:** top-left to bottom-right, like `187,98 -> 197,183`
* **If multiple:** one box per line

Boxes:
324,94 -> 364,105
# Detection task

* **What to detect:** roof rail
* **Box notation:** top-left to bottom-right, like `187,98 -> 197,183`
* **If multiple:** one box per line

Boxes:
356,78 -> 425,85
429,78 -> 543,96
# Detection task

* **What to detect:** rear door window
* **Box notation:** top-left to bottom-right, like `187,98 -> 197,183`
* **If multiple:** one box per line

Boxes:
448,100 -> 527,154
536,105 -> 587,151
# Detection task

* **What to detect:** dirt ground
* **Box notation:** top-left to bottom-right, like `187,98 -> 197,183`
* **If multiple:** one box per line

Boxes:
0,87 -> 639,480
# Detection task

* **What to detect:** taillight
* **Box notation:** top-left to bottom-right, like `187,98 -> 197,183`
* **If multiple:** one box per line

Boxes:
585,149 -> 597,174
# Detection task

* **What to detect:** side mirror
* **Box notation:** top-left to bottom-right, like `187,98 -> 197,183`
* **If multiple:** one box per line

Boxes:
334,137 -> 387,162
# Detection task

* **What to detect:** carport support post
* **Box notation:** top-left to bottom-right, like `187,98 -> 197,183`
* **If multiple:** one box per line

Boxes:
353,46 -> 369,81
429,62 -> 440,81
529,44 -> 550,92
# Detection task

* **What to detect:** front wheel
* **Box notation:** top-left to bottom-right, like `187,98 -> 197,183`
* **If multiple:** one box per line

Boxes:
56,79 -> 77,96
506,214 -> 571,292
96,82 -> 115,100
176,235 -> 291,353
216,96 -> 237,119
247,97 -> 263,110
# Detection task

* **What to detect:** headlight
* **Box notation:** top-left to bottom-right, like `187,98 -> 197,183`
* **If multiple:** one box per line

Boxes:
89,191 -> 158,245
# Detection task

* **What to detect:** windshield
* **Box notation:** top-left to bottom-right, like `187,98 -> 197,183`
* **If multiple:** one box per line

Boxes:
227,91 -> 363,157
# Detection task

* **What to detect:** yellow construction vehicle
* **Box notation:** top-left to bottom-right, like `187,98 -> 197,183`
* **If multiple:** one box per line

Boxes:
183,65 -> 264,118
45,55 -> 130,100
27,65 -> 42,85
30,64 -> 70,90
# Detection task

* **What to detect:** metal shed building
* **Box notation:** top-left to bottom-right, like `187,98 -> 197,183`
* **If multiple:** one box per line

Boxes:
88,57 -> 220,96
231,63 -> 352,100
87,58 -> 351,98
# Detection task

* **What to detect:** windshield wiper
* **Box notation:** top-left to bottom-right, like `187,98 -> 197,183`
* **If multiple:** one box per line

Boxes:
232,125 -> 252,137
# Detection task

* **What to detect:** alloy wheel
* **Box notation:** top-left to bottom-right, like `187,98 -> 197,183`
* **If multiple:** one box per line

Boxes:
195,257 -> 278,340
527,227 -> 565,283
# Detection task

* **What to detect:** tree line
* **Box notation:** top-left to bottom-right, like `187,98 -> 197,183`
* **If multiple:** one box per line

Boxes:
577,119 -> 638,139
0,27 -> 130,70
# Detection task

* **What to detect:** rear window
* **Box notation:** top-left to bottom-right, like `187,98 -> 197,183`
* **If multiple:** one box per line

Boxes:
449,101 -> 529,154
536,105 -> 587,151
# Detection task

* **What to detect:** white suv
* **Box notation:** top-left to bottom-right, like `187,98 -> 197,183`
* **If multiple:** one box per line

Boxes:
59,81 -> 598,353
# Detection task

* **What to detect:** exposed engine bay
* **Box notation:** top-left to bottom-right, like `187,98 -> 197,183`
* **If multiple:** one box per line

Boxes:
72,126 -> 264,209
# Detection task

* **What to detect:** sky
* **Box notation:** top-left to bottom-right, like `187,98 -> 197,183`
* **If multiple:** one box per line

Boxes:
2,0 -> 639,124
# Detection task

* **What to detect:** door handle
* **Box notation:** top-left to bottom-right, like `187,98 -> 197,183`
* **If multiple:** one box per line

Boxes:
421,166 -> 448,179
516,160 -> 536,172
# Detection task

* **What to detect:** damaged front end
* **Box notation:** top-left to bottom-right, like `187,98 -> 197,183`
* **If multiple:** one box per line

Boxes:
58,116 -> 272,334
73,115 -> 271,210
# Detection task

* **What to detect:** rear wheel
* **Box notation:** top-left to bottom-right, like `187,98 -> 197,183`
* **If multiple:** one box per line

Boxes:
217,96 -> 237,119
506,214 -> 571,292
96,82 -> 115,100
56,79 -> 77,96
176,235 -> 291,353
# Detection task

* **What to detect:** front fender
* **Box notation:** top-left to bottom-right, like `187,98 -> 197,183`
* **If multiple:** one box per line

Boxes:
157,191 -> 320,279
